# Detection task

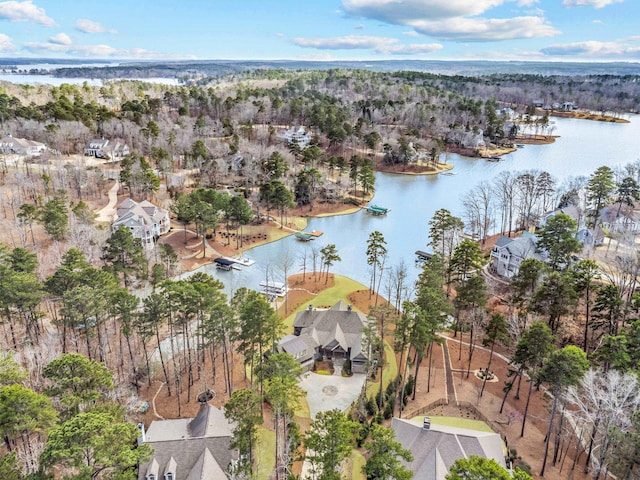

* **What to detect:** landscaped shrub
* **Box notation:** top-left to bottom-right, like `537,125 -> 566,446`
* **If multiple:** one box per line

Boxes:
343,358 -> 352,376
316,369 -> 331,375
383,401 -> 393,420
365,397 -> 378,416
356,422 -> 369,447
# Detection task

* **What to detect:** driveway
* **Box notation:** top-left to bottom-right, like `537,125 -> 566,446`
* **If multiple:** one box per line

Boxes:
299,371 -> 367,419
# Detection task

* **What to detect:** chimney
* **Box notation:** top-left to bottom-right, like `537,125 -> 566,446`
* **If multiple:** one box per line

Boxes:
137,422 -> 146,444
423,417 -> 431,430
308,304 -> 313,312
347,305 -> 352,312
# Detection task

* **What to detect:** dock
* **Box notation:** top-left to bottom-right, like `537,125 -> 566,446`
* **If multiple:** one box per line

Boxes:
365,204 -> 391,215
295,232 -> 314,242
231,255 -> 255,266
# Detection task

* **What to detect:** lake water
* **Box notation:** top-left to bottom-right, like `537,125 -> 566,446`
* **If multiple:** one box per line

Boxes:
0,74 -> 181,86
192,115 -> 640,297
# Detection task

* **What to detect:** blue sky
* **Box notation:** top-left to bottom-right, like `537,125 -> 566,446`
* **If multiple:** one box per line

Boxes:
0,0 -> 638,62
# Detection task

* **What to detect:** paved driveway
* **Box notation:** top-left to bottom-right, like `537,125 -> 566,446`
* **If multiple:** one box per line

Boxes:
299,372 -> 367,419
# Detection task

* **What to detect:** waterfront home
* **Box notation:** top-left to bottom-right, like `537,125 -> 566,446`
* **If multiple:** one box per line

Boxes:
138,402 -> 237,480
0,134 -> 47,156
277,334 -> 316,371
490,232 -> 540,278
391,417 -> 506,480
599,205 -> 640,234
292,301 -> 370,373
113,199 -> 170,249
84,138 -> 130,159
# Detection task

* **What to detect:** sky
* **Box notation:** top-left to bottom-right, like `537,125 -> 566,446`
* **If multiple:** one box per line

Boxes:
0,0 -> 638,63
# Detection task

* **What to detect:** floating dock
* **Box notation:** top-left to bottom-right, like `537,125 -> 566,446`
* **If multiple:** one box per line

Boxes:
365,204 -> 390,215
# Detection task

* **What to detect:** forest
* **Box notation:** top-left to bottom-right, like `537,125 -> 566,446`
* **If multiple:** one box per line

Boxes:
1,67 -> 640,480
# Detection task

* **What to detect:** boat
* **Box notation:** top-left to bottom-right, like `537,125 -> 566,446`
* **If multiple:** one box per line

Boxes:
365,204 -> 390,215
486,156 -> 501,162
232,255 -> 255,266
516,144 -> 525,148
442,171 -> 457,176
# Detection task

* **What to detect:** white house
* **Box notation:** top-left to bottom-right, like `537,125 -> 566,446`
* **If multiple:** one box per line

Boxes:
112,198 -> 170,249
84,138 -> 130,159
280,126 -> 312,149
490,233 -> 540,278
0,134 -> 47,156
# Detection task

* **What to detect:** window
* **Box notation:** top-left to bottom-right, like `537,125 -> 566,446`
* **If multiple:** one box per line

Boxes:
165,474 -> 174,480
146,475 -> 156,480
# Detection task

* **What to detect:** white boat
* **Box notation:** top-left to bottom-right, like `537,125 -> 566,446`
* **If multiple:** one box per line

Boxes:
259,281 -> 288,297
232,256 -> 255,266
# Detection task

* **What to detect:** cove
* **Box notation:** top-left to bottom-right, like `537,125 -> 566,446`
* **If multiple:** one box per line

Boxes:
192,115 -> 640,296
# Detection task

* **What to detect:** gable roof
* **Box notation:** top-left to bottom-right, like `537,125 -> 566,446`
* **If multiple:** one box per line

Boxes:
113,198 -> 168,231
293,302 -> 369,359
139,403 -> 236,480
391,418 -> 505,480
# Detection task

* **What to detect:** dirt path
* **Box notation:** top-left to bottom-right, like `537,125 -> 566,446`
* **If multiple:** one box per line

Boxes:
441,340 -> 457,405
94,180 -> 120,223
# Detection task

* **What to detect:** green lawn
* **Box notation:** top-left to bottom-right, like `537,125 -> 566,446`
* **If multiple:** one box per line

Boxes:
350,449 -> 366,480
255,427 -> 276,480
283,274 -> 369,330
409,415 -> 494,433
366,341 -> 398,399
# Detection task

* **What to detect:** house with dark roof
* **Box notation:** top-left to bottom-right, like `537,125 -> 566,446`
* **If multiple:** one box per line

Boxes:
84,138 -> 130,159
292,301 -> 370,373
113,199 -> 170,249
138,402 -> 237,480
391,417 -> 506,480
277,334 -> 316,371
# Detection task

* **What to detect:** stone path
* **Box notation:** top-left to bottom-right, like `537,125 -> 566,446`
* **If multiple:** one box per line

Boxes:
95,180 -> 120,223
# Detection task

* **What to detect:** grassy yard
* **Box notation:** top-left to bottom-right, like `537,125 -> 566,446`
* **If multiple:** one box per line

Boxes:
350,449 -> 366,480
283,275 -> 369,330
255,427 -> 276,480
409,415 -> 494,433
366,341 -> 398,399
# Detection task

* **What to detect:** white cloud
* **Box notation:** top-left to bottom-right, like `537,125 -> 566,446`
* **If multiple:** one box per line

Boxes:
291,34 -> 441,55
75,18 -> 117,34
402,31 -> 420,37
0,33 -> 15,51
541,40 -> 640,59
563,0 -> 623,7
343,0 -> 503,22
0,1 -> 54,26
341,0 -> 559,42
411,16 -> 559,41
592,19 -> 603,24
24,40 -> 194,59
49,32 -> 71,46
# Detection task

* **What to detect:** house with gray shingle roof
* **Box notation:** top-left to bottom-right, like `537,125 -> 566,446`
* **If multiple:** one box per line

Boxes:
138,402 -> 237,480
84,138 -> 130,159
0,134 -> 47,156
391,417 -> 506,480
113,198 -> 170,249
292,301 -> 370,373
490,232 -> 541,279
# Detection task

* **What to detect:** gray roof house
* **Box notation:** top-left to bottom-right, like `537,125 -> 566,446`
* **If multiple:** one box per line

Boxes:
391,417 -> 506,480
490,232 -> 541,279
138,402 -> 237,480
0,134 -> 47,156
280,126 -> 312,149
113,198 -> 170,249
84,138 -> 130,159
277,334 -> 317,371
292,301 -> 370,373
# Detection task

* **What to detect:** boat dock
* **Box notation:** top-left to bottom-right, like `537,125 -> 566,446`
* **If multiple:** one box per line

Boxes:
295,232 -> 314,242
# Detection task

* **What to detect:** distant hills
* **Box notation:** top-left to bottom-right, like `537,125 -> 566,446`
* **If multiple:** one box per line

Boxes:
3,58 -> 640,79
